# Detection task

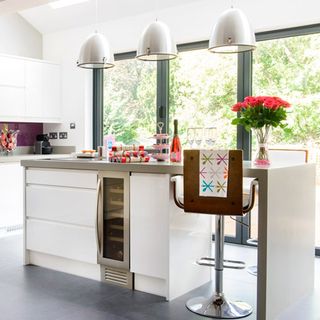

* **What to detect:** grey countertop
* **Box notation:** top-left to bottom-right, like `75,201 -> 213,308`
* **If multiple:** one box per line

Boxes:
21,157 -> 184,174
20,156 -> 315,175
0,146 -> 75,164
0,154 -> 71,164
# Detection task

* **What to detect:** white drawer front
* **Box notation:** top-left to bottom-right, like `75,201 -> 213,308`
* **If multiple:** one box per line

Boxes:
26,185 -> 96,227
26,169 -> 97,189
26,219 -> 97,264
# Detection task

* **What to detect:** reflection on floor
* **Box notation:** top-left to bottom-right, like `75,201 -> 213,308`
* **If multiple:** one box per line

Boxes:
0,235 -> 319,320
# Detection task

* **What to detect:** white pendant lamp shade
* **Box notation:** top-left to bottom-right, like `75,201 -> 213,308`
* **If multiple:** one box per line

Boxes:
136,20 -> 178,61
77,32 -> 114,69
209,8 -> 256,54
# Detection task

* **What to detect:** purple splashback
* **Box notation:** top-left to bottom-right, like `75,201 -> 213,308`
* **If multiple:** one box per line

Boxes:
0,122 -> 43,147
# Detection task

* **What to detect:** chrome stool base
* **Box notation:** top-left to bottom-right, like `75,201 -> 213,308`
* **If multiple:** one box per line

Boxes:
186,293 -> 253,319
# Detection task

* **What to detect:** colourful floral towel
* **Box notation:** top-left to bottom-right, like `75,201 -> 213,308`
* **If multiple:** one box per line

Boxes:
199,150 -> 229,198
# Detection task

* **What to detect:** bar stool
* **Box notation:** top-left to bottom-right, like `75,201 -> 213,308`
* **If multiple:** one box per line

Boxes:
172,149 -> 257,319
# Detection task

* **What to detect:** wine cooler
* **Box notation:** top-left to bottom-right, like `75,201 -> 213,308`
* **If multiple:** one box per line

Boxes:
97,171 -> 132,288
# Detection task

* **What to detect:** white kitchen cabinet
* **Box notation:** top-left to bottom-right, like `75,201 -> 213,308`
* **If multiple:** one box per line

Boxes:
26,219 -> 97,264
26,168 -> 97,189
130,172 -> 211,300
25,60 -> 43,118
0,54 -> 62,123
25,60 -> 61,122
0,56 -> 25,118
23,167 -> 211,299
130,173 -> 169,280
25,168 -> 98,267
0,163 -> 23,230
26,185 -> 97,227
0,86 -> 25,118
0,56 -> 25,87
42,62 -> 61,121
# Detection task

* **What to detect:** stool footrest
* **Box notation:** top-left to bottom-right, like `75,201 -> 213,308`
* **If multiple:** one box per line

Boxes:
196,257 -> 246,269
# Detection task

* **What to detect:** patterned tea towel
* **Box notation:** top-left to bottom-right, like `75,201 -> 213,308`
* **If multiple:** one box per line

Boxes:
199,150 -> 229,198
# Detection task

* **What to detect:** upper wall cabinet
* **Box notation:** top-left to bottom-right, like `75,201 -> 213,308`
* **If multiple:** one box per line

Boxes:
0,56 -> 25,118
42,63 -> 61,120
0,56 -> 25,87
25,60 -> 43,118
0,54 -> 61,123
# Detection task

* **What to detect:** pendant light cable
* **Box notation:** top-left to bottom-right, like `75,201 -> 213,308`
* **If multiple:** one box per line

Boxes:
95,0 -> 98,32
155,0 -> 159,21
77,0 -> 114,69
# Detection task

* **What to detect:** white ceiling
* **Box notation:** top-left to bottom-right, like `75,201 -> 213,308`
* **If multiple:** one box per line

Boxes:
19,0 -> 200,35
0,0 -> 51,15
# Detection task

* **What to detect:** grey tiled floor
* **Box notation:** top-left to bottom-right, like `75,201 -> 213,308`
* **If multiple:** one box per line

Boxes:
0,234 -> 319,320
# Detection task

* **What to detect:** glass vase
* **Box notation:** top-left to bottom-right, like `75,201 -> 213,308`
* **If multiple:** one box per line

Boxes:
0,129 -> 19,156
253,126 -> 271,166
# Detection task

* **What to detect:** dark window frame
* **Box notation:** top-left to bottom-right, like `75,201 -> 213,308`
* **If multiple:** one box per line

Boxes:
92,69 -> 103,149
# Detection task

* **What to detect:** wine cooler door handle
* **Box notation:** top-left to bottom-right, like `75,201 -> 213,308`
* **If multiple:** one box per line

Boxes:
96,178 -> 102,257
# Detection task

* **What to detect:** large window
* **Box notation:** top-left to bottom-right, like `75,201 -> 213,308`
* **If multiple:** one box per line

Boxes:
169,48 -> 237,149
169,48 -> 239,240
253,32 -> 320,251
98,26 -> 320,255
103,58 -> 156,145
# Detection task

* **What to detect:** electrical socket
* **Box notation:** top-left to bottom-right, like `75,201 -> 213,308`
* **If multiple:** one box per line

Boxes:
49,132 -> 58,139
59,132 -> 68,139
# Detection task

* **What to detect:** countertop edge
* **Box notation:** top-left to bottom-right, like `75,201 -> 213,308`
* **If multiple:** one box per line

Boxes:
0,154 -> 71,164
21,159 -> 184,175
20,158 -> 315,176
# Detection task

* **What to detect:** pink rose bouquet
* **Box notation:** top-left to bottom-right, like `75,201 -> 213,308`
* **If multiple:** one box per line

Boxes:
231,96 -> 291,165
231,96 -> 291,131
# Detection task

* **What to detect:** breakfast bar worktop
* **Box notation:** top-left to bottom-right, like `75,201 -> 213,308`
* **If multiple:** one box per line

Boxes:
21,157 -> 185,174
21,158 -> 316,320
20,156 -> 314,174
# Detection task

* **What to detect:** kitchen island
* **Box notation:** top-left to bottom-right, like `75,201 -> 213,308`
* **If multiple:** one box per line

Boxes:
21,158 -> 316,320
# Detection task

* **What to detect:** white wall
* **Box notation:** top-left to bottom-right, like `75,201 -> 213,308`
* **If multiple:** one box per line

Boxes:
0,13 -> 42,59
43,0 -> 320,150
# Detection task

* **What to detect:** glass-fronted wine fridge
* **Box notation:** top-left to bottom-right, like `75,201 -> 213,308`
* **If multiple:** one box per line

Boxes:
97,171 -> 132,288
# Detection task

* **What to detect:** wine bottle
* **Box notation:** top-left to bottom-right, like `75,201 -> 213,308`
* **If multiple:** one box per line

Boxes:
170,119 -> 182,162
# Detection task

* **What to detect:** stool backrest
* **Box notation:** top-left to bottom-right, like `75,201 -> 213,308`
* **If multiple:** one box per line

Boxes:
183,149 -> 244,216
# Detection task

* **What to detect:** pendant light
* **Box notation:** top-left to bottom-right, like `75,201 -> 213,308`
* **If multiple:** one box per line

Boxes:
136,20 -> 177,61
77,0 -> 114,69
77,32 -> 114,69
136,0 -> 177,61
208,7 -> 256,54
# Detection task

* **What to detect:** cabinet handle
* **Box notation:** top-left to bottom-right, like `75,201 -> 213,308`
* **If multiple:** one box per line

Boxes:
96,178 -> 102,257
